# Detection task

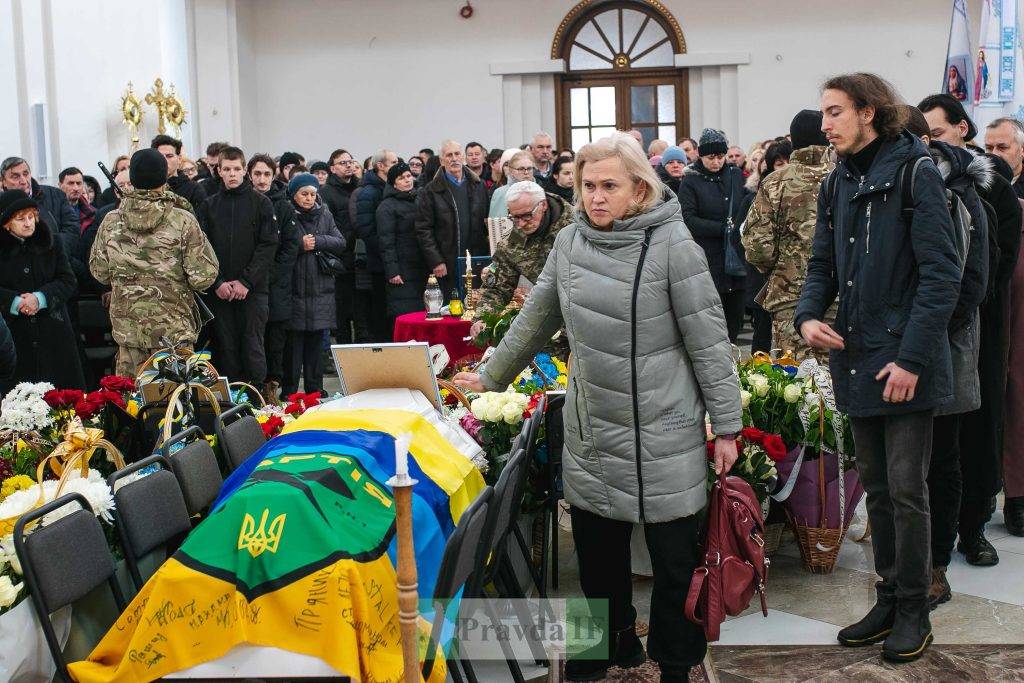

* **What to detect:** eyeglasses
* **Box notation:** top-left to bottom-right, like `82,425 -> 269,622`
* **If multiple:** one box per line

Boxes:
507,201 -> 544,224
510,166 -> 534,173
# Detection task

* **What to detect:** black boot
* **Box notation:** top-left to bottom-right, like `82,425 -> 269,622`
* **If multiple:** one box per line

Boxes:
1005,497 -> 1024,537
957,529 -> 999,566
565,624 -> 646,681
837,583 -> 896,647
882,598 -> 933,662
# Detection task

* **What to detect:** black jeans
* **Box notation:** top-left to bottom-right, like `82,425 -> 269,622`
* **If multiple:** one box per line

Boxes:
750,304 -> 772,355
264,320 -> 290,384
284,330 -> 326,397
928,414 -> 961,568
569,506 -> 706,675
719,289 -> 746,344
851,411 -> 933,600
207,292 -> 268,386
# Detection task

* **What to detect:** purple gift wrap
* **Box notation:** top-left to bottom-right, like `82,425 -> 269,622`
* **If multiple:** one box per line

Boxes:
776,446 -> 865,529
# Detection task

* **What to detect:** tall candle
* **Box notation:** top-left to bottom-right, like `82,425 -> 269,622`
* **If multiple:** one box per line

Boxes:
466,249 -> 472,265
394,432 -> 413,477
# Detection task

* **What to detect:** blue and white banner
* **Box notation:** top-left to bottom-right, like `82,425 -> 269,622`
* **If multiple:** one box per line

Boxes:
976,0 -> 1017,107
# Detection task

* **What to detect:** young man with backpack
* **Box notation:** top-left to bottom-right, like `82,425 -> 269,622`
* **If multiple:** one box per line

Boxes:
903,104 -> 993,607
796,74 -> 961,662
919,94 -> 1024,563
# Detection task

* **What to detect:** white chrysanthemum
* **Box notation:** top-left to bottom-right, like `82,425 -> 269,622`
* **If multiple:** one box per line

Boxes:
0,535 -> 20,575
0,382 -> 55,432
42,478 -> 115,526
0,575 -> 23,608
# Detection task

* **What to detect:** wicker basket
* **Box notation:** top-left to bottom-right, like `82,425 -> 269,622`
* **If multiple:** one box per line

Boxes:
762,521 -> 786,556
787,514 -> 852,574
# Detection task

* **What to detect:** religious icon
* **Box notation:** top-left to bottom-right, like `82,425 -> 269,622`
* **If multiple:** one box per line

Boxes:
975,49 -> 990,103
946,64 -> 968,101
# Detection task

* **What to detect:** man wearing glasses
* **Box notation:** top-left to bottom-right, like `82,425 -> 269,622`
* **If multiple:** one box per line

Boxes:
471,180 -> 573,341
321,148 -> 361,343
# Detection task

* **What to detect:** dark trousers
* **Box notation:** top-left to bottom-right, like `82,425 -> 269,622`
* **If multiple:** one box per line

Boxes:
207,293 -> 268,386
285,330 -> 326,396
851,411 -> 933,600
353,273 -> 389,342
569,506 -> 706,675
719,289 -> 745,344
751,304 -> 772,354
928,414 -> 961,568
334,273 -> 355,344
264,320 -> 290,384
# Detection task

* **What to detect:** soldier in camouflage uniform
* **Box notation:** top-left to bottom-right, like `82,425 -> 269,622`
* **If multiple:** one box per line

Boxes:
742,110 -> 835,362
472,181 -> 572,352
89,149 -> 219,376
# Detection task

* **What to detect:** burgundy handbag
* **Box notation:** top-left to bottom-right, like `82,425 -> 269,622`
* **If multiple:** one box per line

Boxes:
684,473 -> 770,641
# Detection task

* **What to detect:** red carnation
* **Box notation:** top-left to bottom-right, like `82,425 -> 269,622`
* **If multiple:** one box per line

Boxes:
261,415 -> 285,438
283,401 -> 303,416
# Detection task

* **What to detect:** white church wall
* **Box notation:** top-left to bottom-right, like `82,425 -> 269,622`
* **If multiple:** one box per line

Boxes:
234,0 -> 983,160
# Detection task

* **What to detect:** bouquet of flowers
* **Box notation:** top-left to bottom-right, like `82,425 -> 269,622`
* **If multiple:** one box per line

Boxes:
253,391 -> 321,439
459,390 -> 538,480
706,426 -> 784,504
513,353 -> 568,394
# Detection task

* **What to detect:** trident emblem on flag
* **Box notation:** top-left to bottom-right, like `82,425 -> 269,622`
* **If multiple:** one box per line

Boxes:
238,509 -> 287,558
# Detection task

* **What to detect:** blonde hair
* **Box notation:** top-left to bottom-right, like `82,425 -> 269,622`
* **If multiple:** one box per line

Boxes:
573,131 -> 663,219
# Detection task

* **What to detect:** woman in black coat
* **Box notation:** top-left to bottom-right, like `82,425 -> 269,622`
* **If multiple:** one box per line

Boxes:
0,190 -> 85,393
377,163 -> 427,334
283,174 -> 345,397
676,129 -> 750,342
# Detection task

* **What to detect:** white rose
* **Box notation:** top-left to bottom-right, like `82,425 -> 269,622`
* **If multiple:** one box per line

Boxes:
0,575 -> 22,608
749,375 -> 770,397
470,397 -> 488,417
484,403 -> 504,423
740,390 -> 751,409
502,402 -> 524,425
783,384 -> 802,403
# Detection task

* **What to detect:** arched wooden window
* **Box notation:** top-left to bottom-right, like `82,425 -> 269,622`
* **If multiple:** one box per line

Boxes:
553,1 -> 689,151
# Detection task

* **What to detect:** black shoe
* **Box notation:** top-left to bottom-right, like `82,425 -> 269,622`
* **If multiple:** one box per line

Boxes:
837,584 -> 896,647
882,598 -> 933,662
659,670 -> 691,683
957,529 -> 1000,566
565,625 -> 646,681
1005,497 -> 1024,537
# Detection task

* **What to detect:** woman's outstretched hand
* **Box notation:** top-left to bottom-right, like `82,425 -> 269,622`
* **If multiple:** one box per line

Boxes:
453,372 -> 486,393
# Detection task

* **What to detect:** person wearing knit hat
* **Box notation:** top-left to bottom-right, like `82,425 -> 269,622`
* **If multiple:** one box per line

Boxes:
697,128 -> 729,158
656,145 -> 688,193
277,152 -> 303,185
310,161 -> 330,186
789,110 -> 829,150
129,148 -> 169,191
386,161 -> 411,186
288,172 -> 320,199
677,127 -> 748,342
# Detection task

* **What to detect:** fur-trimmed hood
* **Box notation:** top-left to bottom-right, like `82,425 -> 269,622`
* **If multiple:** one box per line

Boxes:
928,140 -> 996,192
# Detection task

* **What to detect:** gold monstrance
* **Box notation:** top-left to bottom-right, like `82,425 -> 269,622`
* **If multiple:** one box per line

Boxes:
164,84 -> 187,138
121,83 -> 143,150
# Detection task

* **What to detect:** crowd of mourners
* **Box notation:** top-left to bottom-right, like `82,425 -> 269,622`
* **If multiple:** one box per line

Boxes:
2,70 -> 1024,677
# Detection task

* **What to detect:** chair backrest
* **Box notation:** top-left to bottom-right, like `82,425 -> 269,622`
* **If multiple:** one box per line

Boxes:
544,394 -> 565,496
521,394 -> 546,455
14,493 -> 126,681
161,426 -> 224,517
109,455 -> 192,590
216,403 -> 266,472
432,486 -> 493,601
480,447 -> 530,572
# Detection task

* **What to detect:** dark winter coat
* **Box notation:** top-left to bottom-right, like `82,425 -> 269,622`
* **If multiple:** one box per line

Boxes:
353,171 -> 388,273
414,168 -> 489,276
656,164 -> 683,195
0,316 -> 14,383
263,188 -> 301,323
541,177 -> 575,204
167,172 -> 208,214
676,161 -> 748,294
197,179 -> 279,293
32,179 -> 80,257
795,131 -> 961,417
320,173 -> 359,250
377,186 -> 428,319
0,219 -> 85,392
290,200 -> 346,331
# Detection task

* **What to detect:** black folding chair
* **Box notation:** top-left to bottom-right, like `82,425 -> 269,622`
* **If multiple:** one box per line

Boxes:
215,403 -> 267,472
160,425 -> 224,518
510,395 -> 547,597
14,493 -> 128,683
423,486 -> 494,683
108,455 -> 192,591
540,393 -> 565,593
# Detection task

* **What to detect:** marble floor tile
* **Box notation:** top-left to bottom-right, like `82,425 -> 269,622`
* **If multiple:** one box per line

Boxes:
717,610 -> 838,646
710,646 -> 878,683
946,547 -> 1024,605
991,531 -> 1024,556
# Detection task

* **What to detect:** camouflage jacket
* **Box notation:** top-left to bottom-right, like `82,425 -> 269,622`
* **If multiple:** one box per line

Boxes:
476,194 -> 573,318
89,189 -> 219,348
741,145 -> 833,314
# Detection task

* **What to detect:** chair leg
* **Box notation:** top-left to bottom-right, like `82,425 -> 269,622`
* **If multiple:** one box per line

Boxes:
497,557 -> 550,669
550,501 -> 559,590
538,507 -> 550,599
481,594 -> 527,683
511,523 -> 544,597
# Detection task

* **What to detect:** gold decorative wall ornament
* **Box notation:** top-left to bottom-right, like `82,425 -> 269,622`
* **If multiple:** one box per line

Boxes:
121,82 -> 143,150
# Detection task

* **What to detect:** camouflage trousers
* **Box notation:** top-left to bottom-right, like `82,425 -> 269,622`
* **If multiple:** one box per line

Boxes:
115,346 -> 156,378
771,312 -> 830,365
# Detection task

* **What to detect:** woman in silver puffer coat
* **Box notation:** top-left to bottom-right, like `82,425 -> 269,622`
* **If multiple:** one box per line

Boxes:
456,132 -> 742,682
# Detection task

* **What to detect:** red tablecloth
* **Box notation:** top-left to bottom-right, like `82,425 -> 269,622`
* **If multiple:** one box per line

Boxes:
393,311 -> 478,367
